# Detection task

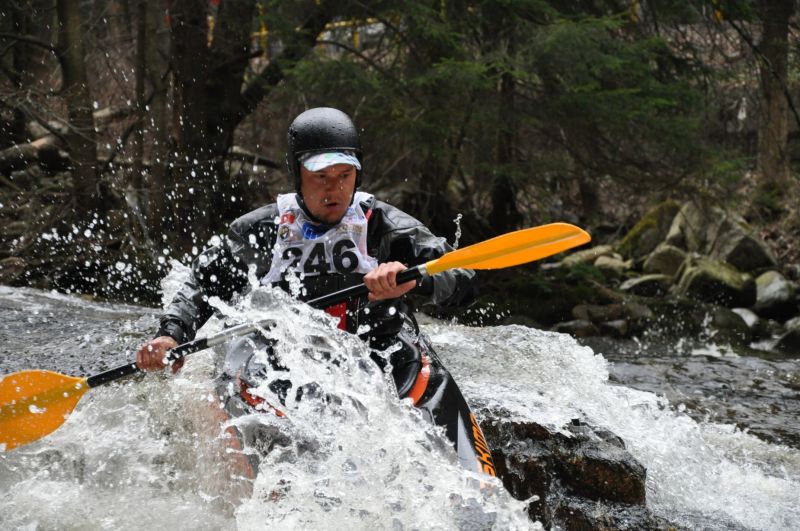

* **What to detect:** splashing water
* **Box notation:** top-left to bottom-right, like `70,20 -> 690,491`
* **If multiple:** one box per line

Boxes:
452,213 -> 463,249
0,284 -> 798,530
0,285 -> 529,529
429,323 -> 800,530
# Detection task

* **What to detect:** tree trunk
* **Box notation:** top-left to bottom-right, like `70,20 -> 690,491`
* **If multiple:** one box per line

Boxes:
577,172 -> 599,222
163,1 -> 332,249
57,0 -> 101,213
489,70 -> 521,234
132,0 -> 146,194
106,0 -> 133,44
167,0 -> 213,247
756,0 -> 793,206
0,136 -> 65,174
1,4 -> 30,148
145,0 -> 170,235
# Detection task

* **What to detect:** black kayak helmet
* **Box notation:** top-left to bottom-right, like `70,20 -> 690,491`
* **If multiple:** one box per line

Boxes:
286,107 -> 363,194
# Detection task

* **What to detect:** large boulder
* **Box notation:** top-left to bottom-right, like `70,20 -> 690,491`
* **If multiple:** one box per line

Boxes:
673,257 -> 756,308
665,201 -> 776,271
643,243 -> 687,277
753,271 -> 797,322
617,200 -> 681,259
482,415 -> 673,530
664,201 -> 706,251
709,216 -> 777,272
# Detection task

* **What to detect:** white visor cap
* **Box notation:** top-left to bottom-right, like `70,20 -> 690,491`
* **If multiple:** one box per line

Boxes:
300,150 -> 362,172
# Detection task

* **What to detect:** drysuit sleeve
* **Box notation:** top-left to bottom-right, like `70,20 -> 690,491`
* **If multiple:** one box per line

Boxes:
371,202 -> 478,308
157,229 -> 251,344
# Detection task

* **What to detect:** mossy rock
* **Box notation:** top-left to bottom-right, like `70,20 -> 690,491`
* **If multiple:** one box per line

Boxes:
616,200 -> 680,259
643,243 -> 686,277
673,257 -> 756,308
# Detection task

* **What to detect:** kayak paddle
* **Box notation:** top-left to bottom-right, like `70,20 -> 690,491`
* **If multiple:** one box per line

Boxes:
308,222 -> 591,307
0,222 -> 589,452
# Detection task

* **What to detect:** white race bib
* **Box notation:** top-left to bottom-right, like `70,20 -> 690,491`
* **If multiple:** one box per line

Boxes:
261,192 -> 377,284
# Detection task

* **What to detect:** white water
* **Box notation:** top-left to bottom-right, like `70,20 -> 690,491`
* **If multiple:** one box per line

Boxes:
432,324 -> 800,530
1,282 -> 799,530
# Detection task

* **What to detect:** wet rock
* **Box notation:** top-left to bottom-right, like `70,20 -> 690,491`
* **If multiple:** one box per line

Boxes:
732,307 -> 759,329
673,257 -> 756,308
643,243 -> 686,277
617,200 -> 680,259
619,274 -> 671,297
753,271 -> 797,322
774,317 -> 800,354
554,320 -> 599,337
553,498 -> 676,531
0,257 -> 26,283
774,330 -> 800,355
594,255 -> 632,279
562,245 -> 614,267
572,304 -> 625,323
622,301 -> 654,321
600,319 -> 629,338
709,307 -> 751,345
482,414 -> 670,530
784,316 -> 800,331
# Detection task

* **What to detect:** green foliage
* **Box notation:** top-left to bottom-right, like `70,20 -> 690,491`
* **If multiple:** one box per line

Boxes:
565,262 -> 606,284
266,0 -> 713,234
525,13 -> 705,182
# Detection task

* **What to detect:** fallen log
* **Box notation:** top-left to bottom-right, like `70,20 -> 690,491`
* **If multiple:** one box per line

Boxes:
0,136 -> 69,175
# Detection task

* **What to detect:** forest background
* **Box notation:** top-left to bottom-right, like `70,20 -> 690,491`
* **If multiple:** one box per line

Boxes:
0,0 -> 798,307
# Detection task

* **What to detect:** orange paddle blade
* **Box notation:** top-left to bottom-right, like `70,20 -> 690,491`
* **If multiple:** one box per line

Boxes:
0,370 -> 89,451
426,223 -> 591,274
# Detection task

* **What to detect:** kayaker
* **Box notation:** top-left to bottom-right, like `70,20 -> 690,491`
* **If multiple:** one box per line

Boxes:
136,107 -> 496,478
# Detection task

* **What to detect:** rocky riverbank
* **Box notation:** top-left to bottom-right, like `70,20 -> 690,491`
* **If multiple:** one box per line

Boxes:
473,200 -> 800,358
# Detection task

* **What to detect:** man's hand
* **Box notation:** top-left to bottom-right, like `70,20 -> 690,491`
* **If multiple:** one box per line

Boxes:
363,261 -> 417,302
136,335 -> 183,373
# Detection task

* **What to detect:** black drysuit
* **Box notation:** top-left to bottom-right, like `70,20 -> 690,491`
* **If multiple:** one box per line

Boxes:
157,194 -> 477,396
156,194 -> 496,476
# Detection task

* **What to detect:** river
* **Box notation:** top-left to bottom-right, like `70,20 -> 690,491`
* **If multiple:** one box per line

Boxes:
1,284 -> 798,530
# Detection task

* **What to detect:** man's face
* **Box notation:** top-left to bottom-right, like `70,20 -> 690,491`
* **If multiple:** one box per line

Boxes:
299,163 -> 357,224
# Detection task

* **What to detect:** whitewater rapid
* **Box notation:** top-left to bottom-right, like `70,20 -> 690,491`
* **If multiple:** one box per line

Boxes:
0,284 -> 798,530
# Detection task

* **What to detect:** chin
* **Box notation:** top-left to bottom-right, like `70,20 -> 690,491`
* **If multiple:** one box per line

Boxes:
316,210 -> 343,224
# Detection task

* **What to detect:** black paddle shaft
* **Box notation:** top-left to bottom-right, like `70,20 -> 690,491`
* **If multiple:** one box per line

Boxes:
86,320 -> 275,388
85,265 -> 426,389
306,265 -> 424,308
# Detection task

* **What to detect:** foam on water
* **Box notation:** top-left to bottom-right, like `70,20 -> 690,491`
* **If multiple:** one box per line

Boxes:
207,287 -> 530,529
2,284 -> 799,529
0,286 -> 531,530
429,323 -> 800,530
